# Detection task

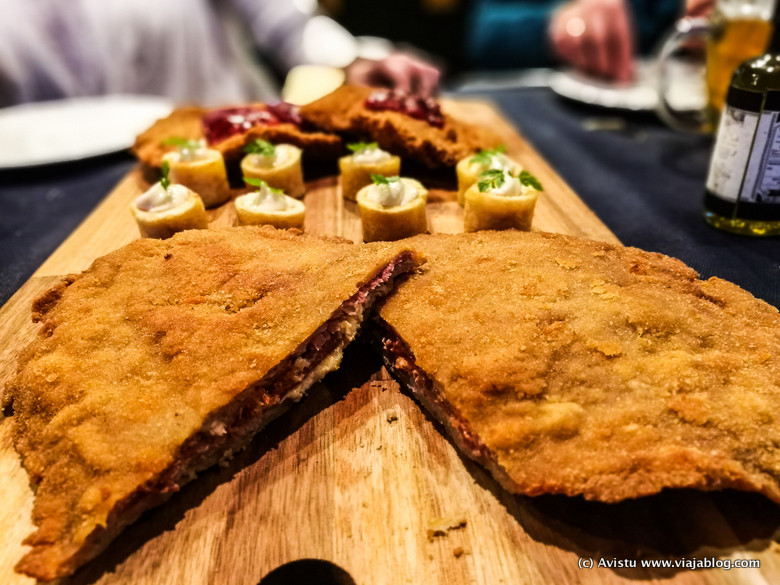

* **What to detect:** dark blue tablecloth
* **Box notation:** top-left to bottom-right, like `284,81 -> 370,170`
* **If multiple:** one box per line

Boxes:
0,153 -> 136,304
0,88 -> 778,309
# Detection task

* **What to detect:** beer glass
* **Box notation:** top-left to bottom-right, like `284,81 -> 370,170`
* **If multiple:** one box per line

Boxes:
658,0 -> 773,132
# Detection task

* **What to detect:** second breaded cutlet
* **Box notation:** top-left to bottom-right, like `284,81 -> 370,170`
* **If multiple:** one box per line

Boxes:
375,230 -> 780,504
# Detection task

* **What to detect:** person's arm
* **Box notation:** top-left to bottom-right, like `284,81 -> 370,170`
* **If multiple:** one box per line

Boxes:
228,0 -> 440,97
227,0 -> 314,71
0,2 -> 92,106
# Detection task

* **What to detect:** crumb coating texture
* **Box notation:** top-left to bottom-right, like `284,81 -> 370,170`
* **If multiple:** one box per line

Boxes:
378,230 -> 780,503
6,226 -> 418,580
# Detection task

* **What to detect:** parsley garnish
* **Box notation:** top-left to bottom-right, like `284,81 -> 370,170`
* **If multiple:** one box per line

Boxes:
470,145 -> 506,166
347,141 -> 378,153
160,161 -> 171,190
371,174 -> 400,185
244,176 -> 283,194
477,168 -> 506,192
162,137 -> 202,151
518,170 -> 543,191
243,139 -> 276,157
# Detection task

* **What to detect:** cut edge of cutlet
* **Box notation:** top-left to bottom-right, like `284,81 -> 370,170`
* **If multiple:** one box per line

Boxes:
13,240 -> 422,581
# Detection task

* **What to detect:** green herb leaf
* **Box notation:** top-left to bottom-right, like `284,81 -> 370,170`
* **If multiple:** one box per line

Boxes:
477,168 -> 505,192
371,174 -> 400,186
347,141 -> 378,153
470,145 -> 507,166
160,160 -> 171,190
243,176 -> 283,194
518,170 -> 543,191
162,137 -> 202,151
243,139 -> 276,157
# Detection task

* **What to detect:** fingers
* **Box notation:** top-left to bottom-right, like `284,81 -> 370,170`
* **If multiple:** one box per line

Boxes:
549,0 -> 636,83
588,8 -> 611,79
344,59 -> 375,87
550,5 -> 586,70
344,53 -> 441,97
415,62 -> 441,98
609,0 -> 635,82
686,0 -> 714,18
378,54 -> 414,94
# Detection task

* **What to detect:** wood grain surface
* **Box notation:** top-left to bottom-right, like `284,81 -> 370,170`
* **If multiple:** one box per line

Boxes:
1,99 -> 778,585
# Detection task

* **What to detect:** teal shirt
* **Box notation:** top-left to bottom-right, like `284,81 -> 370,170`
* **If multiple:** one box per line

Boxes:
467,0 -> 682,69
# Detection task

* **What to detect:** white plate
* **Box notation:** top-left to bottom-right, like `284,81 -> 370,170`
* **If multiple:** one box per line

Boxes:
550,59 -> 706,113
0,95 -> 174,169
550,62 -> 660,111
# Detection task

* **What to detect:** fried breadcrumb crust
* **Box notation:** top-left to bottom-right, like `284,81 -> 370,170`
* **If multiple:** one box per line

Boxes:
377,231 -> 780,503
131,105 -> 342,170
299,85 -> 490,168
5,226 -> 419,581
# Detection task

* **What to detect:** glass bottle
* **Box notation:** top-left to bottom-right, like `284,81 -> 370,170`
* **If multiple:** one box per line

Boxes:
703,2 -> 780,236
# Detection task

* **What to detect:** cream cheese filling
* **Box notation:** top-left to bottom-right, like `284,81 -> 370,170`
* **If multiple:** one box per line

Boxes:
134,183 -> 192,213
366,179 -> 419,208
166,141 -> 212,163
247,145 -> 293,169
242,184 -> 290,212
469,153 -> 515,175
351,146 -> 392,164
486,170 -> 527,198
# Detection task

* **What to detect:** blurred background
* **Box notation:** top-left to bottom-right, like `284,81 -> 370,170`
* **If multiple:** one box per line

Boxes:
2,0 -> 778,307
0,0 -> 699,107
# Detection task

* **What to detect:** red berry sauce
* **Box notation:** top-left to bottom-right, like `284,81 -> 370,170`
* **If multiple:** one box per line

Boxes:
266,101 -> 303,126
364,89 -> 444,128
202,103 -> 302,145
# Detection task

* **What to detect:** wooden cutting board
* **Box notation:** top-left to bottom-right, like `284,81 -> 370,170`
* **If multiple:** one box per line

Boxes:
1,100 -> 779,585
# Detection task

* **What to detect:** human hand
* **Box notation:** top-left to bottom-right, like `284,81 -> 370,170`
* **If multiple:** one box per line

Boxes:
685,0 -> 715,18
549,0 -> 635,83
345,52 -> 441,97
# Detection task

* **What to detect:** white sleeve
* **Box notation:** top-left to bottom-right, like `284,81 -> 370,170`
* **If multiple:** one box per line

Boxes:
227,0 -> 360,69
0,2 -> 90,105
0,0 -> 273,106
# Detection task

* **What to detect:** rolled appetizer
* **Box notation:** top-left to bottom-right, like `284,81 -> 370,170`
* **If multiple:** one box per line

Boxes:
463,168 -> 542,233
234,177 -> 305,230
131,161 -> 208,239
339,141 -> 401,202
240,139 -> 305,198
456,146 -> 522,206
356,174 -> 428,242
161,138 -> 231,208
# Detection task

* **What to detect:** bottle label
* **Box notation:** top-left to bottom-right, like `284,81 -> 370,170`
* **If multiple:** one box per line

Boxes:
706,105 -> 759,202
741,108 -> 780,204
706,87 -> 780,220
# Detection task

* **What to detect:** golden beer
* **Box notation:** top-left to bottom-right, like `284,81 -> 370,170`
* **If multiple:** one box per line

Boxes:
707,16 -> 772,113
